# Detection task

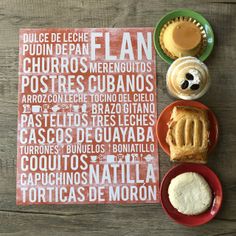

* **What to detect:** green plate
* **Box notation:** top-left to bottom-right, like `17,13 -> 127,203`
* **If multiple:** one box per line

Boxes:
154,9 -> 214,64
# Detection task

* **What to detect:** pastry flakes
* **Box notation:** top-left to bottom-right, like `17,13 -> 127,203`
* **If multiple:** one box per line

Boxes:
166,106 -> 209,163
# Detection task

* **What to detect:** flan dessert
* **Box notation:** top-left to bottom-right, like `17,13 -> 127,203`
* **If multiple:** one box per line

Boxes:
160,17 -> 206,59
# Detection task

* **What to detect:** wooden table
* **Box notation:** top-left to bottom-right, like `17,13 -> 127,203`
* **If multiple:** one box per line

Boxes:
0,0 -> 235,235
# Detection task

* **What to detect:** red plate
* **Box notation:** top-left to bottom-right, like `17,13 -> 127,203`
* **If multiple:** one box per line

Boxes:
160,163 -> 223,226
156,100 -> 219,156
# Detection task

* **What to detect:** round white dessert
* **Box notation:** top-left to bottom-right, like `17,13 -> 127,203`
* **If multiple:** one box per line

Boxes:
168,172 -> 212,215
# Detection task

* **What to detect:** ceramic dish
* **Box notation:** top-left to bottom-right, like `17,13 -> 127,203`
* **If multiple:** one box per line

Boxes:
154,9 -> 214,64
156,100 -> 218,156
160,163 -> 223,226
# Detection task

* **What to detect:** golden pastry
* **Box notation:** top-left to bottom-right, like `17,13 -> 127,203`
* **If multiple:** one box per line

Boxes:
166,106 -> 209,163
159,17 -> 206,59
166,56 -> 210,100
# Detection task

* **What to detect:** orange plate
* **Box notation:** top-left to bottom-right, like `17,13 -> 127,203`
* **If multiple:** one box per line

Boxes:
160,163 -> 223,226
156,100 -> 219,156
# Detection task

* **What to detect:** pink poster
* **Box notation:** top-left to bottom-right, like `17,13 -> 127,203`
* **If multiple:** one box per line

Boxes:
17,28 -> 159,205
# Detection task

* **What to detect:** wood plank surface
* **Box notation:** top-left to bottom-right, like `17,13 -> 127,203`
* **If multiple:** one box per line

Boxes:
0,0 -> 235,235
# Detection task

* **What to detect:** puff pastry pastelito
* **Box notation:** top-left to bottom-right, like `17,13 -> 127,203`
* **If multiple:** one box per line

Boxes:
166,106 -> 209,163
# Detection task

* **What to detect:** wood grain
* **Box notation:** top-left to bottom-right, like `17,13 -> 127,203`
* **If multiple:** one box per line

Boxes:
0,0 -> 235,235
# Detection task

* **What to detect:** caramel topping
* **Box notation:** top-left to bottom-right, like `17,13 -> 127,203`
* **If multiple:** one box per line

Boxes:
172,21 -> 201,50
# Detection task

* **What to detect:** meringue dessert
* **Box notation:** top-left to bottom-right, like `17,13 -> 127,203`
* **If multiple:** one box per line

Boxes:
168,172 -> 212,215
166,56 -> 210,100
160,18 -> 205,59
